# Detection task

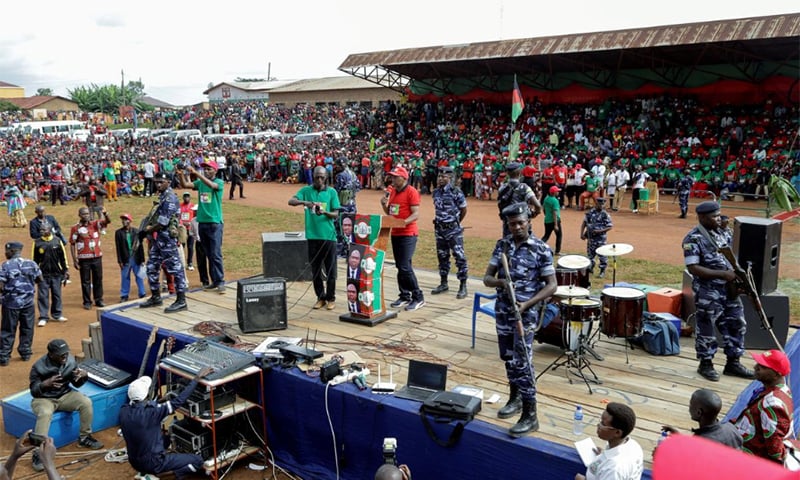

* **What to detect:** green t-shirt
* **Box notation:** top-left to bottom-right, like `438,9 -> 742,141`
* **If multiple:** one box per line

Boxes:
585,176 -> 599,193
294,185 -> 341,241
543,195 -> 560,223
193,178 -> 225,223
103,167 -> 116,182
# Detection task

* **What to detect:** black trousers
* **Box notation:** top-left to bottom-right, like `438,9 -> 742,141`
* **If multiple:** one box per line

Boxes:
78,257 -> 103,306
308,239 -> 337,301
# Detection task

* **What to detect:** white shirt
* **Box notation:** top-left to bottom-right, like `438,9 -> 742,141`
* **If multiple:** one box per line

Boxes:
616,169 -> 630,189
585,438 -> 643,480
632,171 -> 649,189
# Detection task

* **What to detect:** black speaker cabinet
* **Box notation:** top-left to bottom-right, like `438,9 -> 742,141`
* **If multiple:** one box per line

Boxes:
261,232 -> 312,282
236,276 -> 287,333
739,291 -> 790,350
732,217 -> 781,296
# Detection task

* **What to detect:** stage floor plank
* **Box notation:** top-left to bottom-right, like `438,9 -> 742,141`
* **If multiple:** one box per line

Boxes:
111,258 -> 792,469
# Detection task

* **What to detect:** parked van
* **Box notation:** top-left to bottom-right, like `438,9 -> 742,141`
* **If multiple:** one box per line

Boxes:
169,129 -> 203,141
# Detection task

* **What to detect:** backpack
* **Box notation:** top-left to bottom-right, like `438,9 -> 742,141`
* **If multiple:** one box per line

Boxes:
497,181 -> 526,216
633,319 -> 680,355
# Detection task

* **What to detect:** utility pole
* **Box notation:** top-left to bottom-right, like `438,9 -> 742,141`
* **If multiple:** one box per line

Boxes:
267,62 -> 271,82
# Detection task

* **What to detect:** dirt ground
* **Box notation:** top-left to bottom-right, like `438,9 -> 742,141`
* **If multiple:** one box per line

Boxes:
1,181 -> 797,479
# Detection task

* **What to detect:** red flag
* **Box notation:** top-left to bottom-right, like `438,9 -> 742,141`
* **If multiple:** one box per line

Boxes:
511,76 -> 524,123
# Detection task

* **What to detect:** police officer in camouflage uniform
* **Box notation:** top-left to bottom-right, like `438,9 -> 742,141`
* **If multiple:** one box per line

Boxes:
676,169 -> 694,218
682,201 -> 754,382
483,203 -> 557,437
580,197 -> 613,278
139,173 -> 188,313
0,241 -> 43,366
431,167 -> 469,299
496,162 -> 542,237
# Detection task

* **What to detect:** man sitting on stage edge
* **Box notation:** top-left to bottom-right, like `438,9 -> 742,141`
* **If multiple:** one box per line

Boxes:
575,402 -> 643,480
119,366 -> 213,480
661,388 -> 742,450
289,166 -> 340,310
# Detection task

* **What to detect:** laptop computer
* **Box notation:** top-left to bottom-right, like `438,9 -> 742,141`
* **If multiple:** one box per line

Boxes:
394,359 -> 448,402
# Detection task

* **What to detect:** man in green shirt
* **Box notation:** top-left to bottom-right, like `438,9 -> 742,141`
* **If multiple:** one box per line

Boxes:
289,166 -> 341,310
102,162 -> 117,202
177,160 -> 226,294
541,186 -> 562,255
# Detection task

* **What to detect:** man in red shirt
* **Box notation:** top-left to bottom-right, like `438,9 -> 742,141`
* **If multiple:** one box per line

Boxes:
380,166 -> 424,311
553,159 -> 568,207
69,207 -> 110,310
179,193 -> 196,270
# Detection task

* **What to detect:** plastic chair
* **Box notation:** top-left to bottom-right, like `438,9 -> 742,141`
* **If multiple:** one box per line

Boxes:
471,292 -> 497,348
637,181 -> 659,215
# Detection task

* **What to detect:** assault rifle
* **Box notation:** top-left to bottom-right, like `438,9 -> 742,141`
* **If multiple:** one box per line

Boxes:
130,201 -> 159,256
718,246 -> 784,353
500,253 -> 534,378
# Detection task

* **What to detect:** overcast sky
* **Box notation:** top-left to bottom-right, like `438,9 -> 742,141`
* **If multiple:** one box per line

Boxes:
1,1 -> 796,106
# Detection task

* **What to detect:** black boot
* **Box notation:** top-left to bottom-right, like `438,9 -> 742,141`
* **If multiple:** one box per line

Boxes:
509,400 -> 539,437
723,357 -> 755,379
497,384 -> 522,419
431,276 -> 449,295
165,292 -> 187,313
139,292 -> 163,308
456,281 -> 468,299
697,359 -> 719,381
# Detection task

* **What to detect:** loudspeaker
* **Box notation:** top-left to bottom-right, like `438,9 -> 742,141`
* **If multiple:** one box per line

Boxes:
732,217 -> 781,295
739,291 -> 790,350
261,232 -> 312,282
236,276 -> 287,333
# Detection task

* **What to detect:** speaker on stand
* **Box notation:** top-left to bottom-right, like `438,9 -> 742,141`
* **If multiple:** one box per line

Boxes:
236,276 -> 288,333
732,217 -> 781,296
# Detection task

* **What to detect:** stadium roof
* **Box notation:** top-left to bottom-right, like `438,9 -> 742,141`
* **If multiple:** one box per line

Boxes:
267,75 -> 399,93
339,13 -> 800,95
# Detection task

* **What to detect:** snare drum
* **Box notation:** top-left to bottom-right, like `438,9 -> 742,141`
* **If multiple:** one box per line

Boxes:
555,255 -> 591,288
601,287 -> 646,337
536,299 -> 597,351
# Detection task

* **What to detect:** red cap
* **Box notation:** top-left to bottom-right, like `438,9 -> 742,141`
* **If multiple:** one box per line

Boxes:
120,213 -> 133,221
387,166 -> 409,179
549,186 -> 561,194
200,160 -> 219,170
751,349 -> 790,376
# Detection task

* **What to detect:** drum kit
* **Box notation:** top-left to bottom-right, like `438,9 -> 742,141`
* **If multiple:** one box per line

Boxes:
535,243 -> 636,393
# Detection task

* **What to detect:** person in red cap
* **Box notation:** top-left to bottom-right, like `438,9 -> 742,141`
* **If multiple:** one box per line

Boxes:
380,166 -> 425,311
732,349 -> 794,464
541,185 -> 562,254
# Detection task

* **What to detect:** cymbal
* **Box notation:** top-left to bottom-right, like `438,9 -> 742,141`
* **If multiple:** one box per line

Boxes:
595,243 -> 634,257
557,254 -> 591,270
554,285 -> 590,298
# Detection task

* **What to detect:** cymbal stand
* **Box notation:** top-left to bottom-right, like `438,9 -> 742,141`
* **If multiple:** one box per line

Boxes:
537,329 -> 602,394
611,255 -> 618,287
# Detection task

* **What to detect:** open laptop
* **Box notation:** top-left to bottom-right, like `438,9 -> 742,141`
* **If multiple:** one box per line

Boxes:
394,359 -> 448,402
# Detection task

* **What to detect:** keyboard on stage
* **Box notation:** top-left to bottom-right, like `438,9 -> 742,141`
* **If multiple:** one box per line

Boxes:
80,358 -> 134,389
161,340 -> 256,381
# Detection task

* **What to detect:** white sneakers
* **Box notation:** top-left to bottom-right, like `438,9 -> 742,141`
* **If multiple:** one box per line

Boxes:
38,317 -> 67,327
38,319 -> 47,327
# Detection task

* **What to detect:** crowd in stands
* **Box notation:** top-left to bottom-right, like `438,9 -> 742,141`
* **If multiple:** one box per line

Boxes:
2,94 -> 799,212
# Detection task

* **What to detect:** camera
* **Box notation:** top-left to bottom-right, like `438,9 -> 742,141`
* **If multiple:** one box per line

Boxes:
27,432 -> 45,446
382,437 -> 397,465
314,204 -> 322,215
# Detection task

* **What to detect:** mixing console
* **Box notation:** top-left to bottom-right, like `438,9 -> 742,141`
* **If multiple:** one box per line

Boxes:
161,340 -> 255,381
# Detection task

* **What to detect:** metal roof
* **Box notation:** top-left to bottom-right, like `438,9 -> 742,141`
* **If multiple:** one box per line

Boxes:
202,79 -> 297,95
339,13 -> 800,93
267,76 -> 396,93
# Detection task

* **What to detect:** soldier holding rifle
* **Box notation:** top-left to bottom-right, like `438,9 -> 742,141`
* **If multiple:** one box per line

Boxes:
483,203 -> 557,437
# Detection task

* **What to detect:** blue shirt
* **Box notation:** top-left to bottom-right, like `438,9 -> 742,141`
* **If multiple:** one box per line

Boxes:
0,256 -> 41,309
489,236 -> 555,304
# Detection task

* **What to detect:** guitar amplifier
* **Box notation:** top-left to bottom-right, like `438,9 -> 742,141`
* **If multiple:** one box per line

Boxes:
236,276 -> 288,333
261,232 -> 311,281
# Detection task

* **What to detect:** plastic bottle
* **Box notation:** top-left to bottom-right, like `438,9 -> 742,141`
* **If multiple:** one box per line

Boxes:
573,405 -> 584,435
657,430 -> 669,446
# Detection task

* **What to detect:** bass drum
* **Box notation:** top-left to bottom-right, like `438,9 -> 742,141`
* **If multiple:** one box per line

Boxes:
601,287 -> 645,338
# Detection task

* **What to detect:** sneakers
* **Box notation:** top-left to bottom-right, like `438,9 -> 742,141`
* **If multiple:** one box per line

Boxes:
54,316 -> 68,322
187,264 -> 195,271
313,299 -> 327,309
390,298 -> 409,309
217,285 -> 226,295
38,319 -> 48,327
405,299 -> 425,311
134,473 -> 160,480
78,434 -> 104,449
32,451 -> 44,472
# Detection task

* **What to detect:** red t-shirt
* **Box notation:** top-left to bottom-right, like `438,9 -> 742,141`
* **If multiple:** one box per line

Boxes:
70,220 -> 105,259
179,202 -> 195,226
387,184 -> 420,237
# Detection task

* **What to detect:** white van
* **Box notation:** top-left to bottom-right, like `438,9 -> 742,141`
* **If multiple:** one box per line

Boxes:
169,129 -> 203,141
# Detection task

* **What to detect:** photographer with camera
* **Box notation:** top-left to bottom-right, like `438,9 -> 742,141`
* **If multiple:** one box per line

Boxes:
289,166 -> 340,311
1,430 -> 61,480
375,438 -> 411,480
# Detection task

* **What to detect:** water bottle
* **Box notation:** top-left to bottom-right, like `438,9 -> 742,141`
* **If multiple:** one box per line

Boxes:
573,405 -> 584,435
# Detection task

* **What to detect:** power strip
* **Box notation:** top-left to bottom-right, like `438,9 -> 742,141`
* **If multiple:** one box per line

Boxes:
330,368 -> 370,386
203,447 -> 243,468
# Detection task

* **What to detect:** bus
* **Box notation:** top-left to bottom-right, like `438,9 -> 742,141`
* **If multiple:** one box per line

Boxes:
11,120 -> 87,138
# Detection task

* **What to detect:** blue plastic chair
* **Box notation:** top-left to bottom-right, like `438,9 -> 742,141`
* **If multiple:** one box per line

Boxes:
471,292 -> 497,348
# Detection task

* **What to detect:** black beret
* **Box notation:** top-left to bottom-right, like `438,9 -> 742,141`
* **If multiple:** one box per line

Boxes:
5,241 -> 24,250
439,166 -> 454,174
153,172 -> 170,181
501,202 -> 530,220
595,197 -> 607,203
695,201 -> 720,214
505,162 -> 522,172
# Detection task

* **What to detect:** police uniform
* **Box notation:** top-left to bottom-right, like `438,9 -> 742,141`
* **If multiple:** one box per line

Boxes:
146,186 -> 188,296
682,202 -> 746,365
489,231 -> 554,404
676,173 -> 694,218
497,162 -> 536,236
432,167 -> 469,291
583,201 -> 613,273
119,377 -> 204,479
0,242 -> 42,364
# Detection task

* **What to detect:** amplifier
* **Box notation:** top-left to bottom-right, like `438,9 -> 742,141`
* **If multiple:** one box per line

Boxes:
237,276 -> 287,333
261,232 -> 311,281
170,418 -> 215,459
185,384 -> 237,417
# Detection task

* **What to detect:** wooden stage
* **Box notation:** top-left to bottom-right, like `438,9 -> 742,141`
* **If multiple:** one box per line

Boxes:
110,259 -> 789,471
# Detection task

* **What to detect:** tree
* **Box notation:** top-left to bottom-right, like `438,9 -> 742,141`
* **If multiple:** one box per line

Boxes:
0,100 -> 20,112
68,82 -> 153,114
36,88 -> 53,96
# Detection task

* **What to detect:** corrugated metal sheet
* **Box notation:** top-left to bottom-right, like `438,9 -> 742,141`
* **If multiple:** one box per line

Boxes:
340,13 -> 800,69
268,76 -> 389,93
